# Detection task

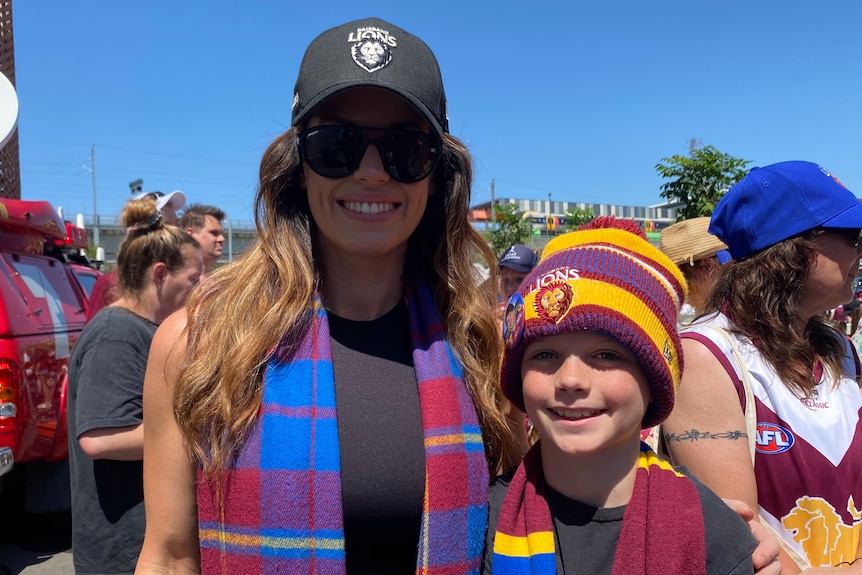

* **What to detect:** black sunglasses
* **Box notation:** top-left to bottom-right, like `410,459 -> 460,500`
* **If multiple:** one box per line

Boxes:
822,227 -> 862,248
298,125 -> 443,184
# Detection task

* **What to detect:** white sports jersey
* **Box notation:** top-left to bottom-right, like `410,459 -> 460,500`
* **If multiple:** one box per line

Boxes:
684,313 -> 862,568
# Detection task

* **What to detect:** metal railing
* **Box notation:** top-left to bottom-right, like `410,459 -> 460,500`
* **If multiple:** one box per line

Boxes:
81,214 -> 259,264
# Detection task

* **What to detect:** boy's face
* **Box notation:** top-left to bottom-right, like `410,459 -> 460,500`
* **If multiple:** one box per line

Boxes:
520,331 -> 651,459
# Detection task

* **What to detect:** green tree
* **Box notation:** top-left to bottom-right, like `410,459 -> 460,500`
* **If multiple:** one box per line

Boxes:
563,205 -> 595,232
656,140 -> 751,221
485,202 -> 530,255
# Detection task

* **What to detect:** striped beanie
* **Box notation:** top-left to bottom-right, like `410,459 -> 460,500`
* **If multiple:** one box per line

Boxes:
500,224 -> 688,428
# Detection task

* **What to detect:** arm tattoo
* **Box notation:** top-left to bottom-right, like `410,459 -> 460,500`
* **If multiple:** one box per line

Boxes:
664,429 -> 749,443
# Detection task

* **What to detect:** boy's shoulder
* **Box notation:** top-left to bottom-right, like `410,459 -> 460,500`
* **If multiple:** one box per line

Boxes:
490,467 -> 516,487
684,469 -> 758,574
489,467 -> 516,510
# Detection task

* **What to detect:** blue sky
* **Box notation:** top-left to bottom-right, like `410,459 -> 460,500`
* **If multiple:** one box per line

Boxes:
10,1 -> 862,226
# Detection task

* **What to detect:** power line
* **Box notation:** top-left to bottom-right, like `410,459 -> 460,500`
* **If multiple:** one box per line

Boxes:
20,140 -> 259,167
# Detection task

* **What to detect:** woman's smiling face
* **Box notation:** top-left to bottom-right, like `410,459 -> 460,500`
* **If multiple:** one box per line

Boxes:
303,86 -> 433,264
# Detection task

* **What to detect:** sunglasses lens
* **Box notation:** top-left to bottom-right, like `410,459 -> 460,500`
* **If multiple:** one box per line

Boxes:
301,126 -> 364,179
823,227 -> 862,248
378,131 -> 441,183
301,126 -> 441,183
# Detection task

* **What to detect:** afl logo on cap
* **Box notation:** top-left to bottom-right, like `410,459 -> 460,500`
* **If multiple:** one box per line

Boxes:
755,423 -> 794,455
349,27 -> 397,72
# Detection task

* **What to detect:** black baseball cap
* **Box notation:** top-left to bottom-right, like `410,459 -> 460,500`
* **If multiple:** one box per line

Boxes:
291,18 -> 448,137
498,244 -> 540,273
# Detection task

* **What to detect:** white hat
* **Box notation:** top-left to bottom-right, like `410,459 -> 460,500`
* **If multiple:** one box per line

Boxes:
133,190 -> 187,212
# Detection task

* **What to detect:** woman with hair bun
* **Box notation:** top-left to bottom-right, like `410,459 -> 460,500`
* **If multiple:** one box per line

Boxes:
67,196 -> 202,575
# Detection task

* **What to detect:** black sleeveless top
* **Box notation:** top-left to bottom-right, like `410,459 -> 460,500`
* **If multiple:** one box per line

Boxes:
328,301 -> 426,574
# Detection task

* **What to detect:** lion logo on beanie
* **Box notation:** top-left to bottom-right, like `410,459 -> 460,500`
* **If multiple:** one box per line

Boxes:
535,280 -> 574,323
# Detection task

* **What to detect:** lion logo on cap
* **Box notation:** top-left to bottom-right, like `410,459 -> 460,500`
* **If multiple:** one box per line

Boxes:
351,38 -> 392,72
534,280 -> 574,324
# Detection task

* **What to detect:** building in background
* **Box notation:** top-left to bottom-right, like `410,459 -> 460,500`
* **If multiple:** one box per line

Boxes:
469,197 -> 681,250
0,0 -> 20,200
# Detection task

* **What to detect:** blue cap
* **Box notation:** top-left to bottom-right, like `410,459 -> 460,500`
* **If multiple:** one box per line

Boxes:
715,249 -> 733,265
710,161 -> 862,259
498,244 -> 539,273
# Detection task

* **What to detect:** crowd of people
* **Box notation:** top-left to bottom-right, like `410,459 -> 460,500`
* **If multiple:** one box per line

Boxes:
64,15 -> 862,575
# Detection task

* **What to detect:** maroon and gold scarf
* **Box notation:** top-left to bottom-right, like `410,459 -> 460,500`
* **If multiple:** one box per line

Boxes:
491,442 -> 707,574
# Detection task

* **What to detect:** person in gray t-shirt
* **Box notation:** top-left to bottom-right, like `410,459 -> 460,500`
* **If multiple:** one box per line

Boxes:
68,197 -> 201,574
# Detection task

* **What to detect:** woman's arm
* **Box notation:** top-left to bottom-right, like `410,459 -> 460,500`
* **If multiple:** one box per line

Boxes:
664,337 -> 759,510
79,424 -> 143,460
135,310 -> 201,575
666,338 -> 814,573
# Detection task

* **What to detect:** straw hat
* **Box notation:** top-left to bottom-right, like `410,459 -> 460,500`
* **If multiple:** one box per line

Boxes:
660,217 -> 729,267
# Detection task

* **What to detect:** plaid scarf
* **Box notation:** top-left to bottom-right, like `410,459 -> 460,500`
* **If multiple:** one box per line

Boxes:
197,281 -> 489,574
492,442 -> 706,575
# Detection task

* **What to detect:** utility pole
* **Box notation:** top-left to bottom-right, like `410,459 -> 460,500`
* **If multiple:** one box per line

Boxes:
489,178 -> 495,231
227,219 -> 233,263
91,145 -> 99,247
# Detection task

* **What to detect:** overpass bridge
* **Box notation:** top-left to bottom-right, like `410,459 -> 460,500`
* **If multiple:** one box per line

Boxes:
81,215 -> 258,268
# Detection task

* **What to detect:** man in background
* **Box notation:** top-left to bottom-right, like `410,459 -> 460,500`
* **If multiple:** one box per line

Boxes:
178,204 -> 225,279
498,243 -> 539,304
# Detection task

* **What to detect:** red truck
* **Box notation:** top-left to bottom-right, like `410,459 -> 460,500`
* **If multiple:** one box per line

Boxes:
0,198 -> 101,512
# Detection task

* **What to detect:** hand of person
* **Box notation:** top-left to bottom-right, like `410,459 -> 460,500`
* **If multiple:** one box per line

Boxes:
722,498 -> 781,575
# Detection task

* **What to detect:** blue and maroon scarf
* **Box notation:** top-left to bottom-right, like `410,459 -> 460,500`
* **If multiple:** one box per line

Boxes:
491,442 -> 706,575
196,281 -> 489,574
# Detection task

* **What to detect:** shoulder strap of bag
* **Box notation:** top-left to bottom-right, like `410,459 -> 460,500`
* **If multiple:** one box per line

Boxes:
695,324 -> 756,463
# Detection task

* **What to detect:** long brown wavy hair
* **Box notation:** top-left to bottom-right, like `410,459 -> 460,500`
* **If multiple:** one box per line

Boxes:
702,230 -> 849,396
173,127 -> 523,478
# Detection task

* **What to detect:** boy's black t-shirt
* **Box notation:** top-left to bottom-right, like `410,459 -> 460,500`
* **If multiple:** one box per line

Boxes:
483,467 -> 758,575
